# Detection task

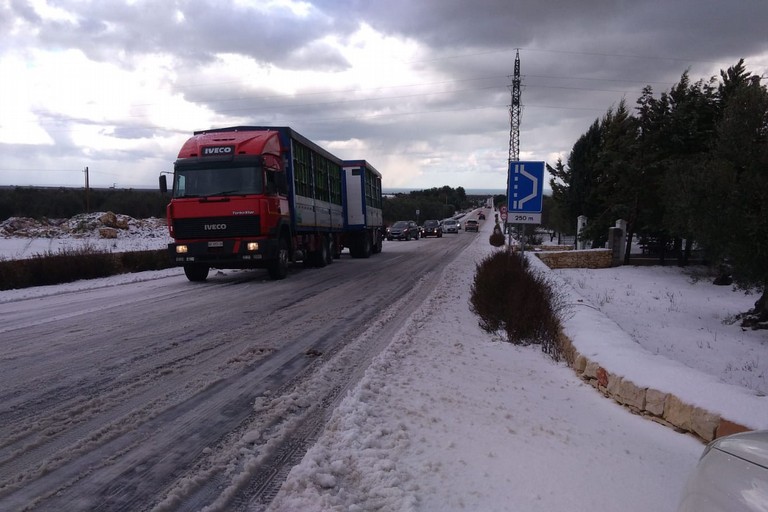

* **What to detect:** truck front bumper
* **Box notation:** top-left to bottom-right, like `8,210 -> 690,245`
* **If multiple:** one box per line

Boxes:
168,238 -> 280,269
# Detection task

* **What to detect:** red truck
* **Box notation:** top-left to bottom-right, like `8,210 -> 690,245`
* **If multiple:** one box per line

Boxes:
160,126 -> 383,281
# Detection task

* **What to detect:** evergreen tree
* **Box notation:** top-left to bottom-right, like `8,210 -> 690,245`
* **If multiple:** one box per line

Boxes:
695,64 -> 768,324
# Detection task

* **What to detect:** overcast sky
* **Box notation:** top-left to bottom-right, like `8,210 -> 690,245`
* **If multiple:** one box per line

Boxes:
1,0 -> 767,192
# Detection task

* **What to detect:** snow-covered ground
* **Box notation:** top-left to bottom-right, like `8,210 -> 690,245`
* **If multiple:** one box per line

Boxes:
1,213 -> 766,510
0,212 -> 171,259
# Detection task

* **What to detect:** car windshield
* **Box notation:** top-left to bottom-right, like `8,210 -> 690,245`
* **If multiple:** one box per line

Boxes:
392,221 -> 408,228
425,220 -> 439,227
444,220 -> 456,225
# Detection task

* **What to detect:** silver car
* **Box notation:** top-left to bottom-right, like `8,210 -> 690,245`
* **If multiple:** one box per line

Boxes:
443,219 -> 459,233
678,430 -> 768,511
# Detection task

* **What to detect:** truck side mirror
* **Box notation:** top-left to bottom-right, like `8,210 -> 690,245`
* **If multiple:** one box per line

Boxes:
159,174 -> 168,195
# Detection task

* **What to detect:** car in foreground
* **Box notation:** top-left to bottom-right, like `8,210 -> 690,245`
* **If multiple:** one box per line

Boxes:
464,219 -> 479,232
677,430 -> 768,512
422,219 -> 443,237
442,219 -> 459,233
387,220 -> 420,241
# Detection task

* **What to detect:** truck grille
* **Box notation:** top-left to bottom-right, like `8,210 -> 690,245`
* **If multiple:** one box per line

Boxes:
173,216 -> 261,239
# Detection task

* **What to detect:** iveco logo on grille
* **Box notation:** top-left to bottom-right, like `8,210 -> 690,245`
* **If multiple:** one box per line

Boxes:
202,146 -> 234,156
204,223 -> 227,230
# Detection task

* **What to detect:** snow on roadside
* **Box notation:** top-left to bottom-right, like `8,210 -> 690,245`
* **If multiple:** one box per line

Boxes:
265,221 -> 705,512
0,212 -> 171,260
554,264 -> 766,395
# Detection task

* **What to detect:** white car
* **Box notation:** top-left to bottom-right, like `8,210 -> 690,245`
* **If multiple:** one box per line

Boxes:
678,430 -> 768,511
442,219 -> 459,233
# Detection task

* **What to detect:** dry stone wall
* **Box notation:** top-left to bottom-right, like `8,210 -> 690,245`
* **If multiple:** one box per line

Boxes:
565,338 -> 750,442
539,249 -> 752,443
535,249 -> 612,269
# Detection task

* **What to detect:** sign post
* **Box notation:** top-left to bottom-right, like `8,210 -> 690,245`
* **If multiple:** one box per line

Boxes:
507,161 -> 544,253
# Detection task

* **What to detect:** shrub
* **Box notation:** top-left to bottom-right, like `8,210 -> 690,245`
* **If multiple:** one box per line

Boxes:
0,248 -> 172,291
470,249 -> 568,360
489,223 -> 505,247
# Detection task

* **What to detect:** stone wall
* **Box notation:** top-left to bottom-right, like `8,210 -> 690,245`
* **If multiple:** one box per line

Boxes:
535,248 -> 612,269
535,247 -> 753,443
561,335 -> 751,442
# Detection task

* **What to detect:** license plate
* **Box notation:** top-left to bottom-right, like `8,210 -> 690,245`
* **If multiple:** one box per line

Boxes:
208,241 -> 224,247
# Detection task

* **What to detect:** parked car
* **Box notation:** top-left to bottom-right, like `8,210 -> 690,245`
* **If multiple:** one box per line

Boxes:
387,220 -> 420,241
443,219 -> 459,234
478,212 -> 486,220
464,219 -> 479,232
422,219 -> 443,238
677,430 -> 768,512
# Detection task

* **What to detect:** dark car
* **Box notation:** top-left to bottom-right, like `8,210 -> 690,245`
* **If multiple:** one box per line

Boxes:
464,219 -> 479,232
387,220 -> 420,241
422,219 -> 443,238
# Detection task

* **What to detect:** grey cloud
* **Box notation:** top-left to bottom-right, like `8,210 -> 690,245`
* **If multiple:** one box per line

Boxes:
19,0 -> 347,70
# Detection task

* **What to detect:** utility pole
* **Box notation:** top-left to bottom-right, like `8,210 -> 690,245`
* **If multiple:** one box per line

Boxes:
84,166 -> 90,213
508,49 -> 521,163
507,50 -> 522,251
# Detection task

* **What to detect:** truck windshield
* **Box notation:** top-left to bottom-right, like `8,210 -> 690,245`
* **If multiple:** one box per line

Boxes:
173,165 -> 263,198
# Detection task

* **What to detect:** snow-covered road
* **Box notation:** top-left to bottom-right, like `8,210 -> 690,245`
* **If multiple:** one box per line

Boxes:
0,233 -> 472,511
4,213 -> 765,511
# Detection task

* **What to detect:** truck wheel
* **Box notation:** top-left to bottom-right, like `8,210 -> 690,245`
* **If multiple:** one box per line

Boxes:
326,237 -> 336,264
314,236 -> 329,268
184,264 -> 209,282
360,234 -> 372,258
268,237 -> 289,280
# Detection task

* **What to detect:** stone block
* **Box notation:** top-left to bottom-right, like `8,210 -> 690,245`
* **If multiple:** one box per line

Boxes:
716,419 -> 751,439
664,394 -> 693,431
596,366 -> 609,388
645,388 -> 666,416
691,408 -> 720,442
616,379 -> 646,410
99,227 -> 118,239
583,360 -> 599,380
606,373 -> 621,396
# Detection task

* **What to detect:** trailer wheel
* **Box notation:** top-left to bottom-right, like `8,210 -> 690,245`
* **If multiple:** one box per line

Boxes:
326,236 -> 335,264
314,236 -> 329,268
360,233 -> 372,258
184,264 -> 209,282
268,237 -> 289,280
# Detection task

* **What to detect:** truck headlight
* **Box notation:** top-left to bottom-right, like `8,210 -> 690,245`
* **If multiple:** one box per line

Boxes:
176,245 -> 188,254
247,242 -> 259,251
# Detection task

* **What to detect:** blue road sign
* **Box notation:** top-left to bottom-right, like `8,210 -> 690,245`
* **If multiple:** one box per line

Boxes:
507,161 -> 544,224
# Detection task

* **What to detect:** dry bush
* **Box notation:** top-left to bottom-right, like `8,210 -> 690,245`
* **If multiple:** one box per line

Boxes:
470,249 -> 568,360
489,223 -> 505,247
0,248 -> 171,291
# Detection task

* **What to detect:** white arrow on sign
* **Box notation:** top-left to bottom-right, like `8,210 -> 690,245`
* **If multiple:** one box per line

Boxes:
513,164 -> 539,210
